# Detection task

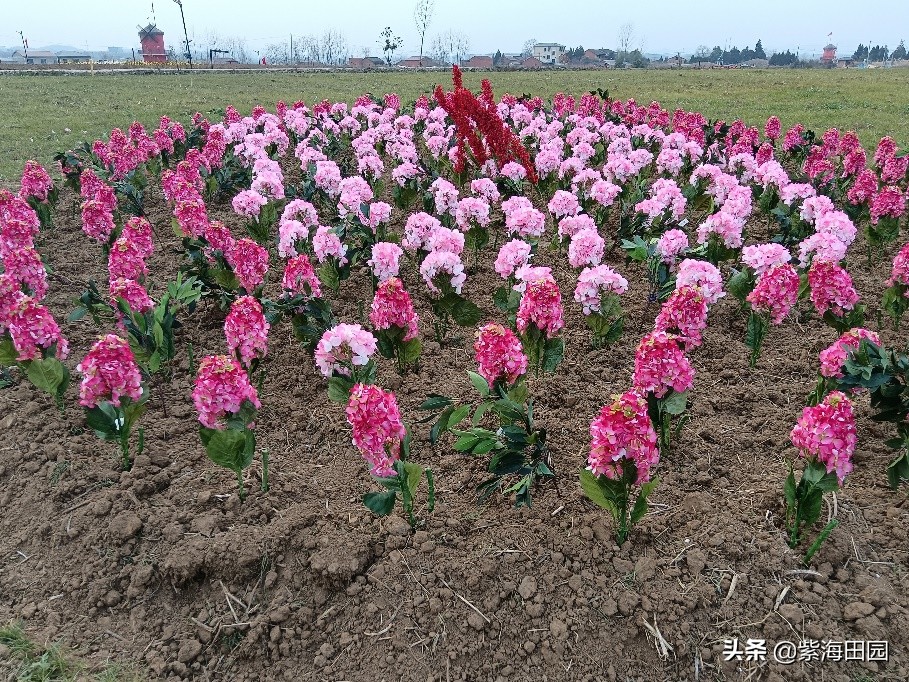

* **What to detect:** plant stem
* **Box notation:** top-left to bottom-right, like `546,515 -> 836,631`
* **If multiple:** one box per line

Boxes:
237,470 -> 247,501
261,450 -> 270,492
804,518 -> 838,564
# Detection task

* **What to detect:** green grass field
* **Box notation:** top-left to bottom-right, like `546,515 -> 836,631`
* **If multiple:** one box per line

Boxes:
1,68 -> 908,185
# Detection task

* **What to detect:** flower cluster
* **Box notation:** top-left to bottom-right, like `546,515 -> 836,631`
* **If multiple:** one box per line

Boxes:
228,238 -> 270,291
192,355 -> 262,429
314,323 -> 377,377
494,239 -> 532,279
654,286 -> 708,350
370,278 -> 419,340
420,250 -> 467,294
345,383 -> 406,478
368,242 -> 404,282
807,260 -> 860,317
281,254 -> 322,299
588,390 -> 659,483
790,391 -> 856,483
224,296 -> 270,367
747,263 -> 800,324
632,331 -> 695,399
573,265 -> 628,314
568,228 -> 605,268
675,259 -> 725,305
818,328 -> 881,379
655,229 -> 689,266
76,334 -> 143,408
474,323 -> 528,387
516,269 -> 564,338
741,243 -> 791,276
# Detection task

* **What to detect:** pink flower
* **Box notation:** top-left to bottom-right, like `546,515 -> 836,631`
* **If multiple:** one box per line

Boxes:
557,213 -> 596,240
870,186 -> 906,224
471,178 -> 500,204
516,271 -> 564,338
807,260 -> 859,317
120,217 -> 154,259
790,391 -> 856,483
455,197 -> 491,231
192,355 -> 261,429
696,210 -> 744,249
568,228 -> 605,268
588,390 -> 659,484
589,179 -> 621,207
281,254 -> 322,299
654,286 -> 708,350
494,239 -> 532,279
815,211 -> 857,247
5,295 -> 69,361
847,169 -> 878,206
76,334 -> 143,408
676,259 -> 725,305
574,265 -> 628,315
227,238 -> 270,292
370,277 -> 419,341
501,162 -> 528,182
502,197 -> 545,238
345,383 -> 406,478
424,226 -> 465,255
632,331 -> 695,399
799,196 -> 835,224
474,322 -> 527,387
231,190 -> 268,219
314,160 -> 342,196
368,242 -> 404,282
764,116 -> 781,141
741,243 -> 791,277
312,225 -> 348,265
2,246 -> 47,300
819,328 -> 881,379
109,277 -> 154,313
780,183 -> 817,206
204,220 -> 235,255
108,235 -> 148,282
19,161 -> 53,202
420,250 -> 466,294
887,242 -> 909,287
224,296 -> 269,368
315,323 -> 377,377
747,263 -> 800,324
430,177 -> 459,216
798,232 -> 847,268
81,199 -> 116,243
548,190 -> 581,219
402,212 -> 442,252
173,198 -> 208,238
366,202 -> 393,231
655,229 -> 689,266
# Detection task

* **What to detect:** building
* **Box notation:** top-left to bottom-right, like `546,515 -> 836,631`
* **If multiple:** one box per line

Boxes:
521,56 -> 543,68
10,50 -> 56,65
348,56 -> 385,68
836,57 -> 855,68
138,24 -> 167,63
56,52 -> 91,64
461,55 -> 493,68
532,42 -> 566,65
821,43 -> 837,64
396,56 -> 442,68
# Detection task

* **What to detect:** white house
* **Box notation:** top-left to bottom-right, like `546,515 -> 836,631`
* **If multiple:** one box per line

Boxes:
532,42 -> 566,65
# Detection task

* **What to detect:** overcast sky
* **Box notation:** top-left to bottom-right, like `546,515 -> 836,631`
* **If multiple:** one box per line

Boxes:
2,0 -> 907,57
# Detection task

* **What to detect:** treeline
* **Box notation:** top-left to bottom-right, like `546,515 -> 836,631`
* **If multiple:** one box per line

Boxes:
689,40 -> 767,64
853,41 -> 906,61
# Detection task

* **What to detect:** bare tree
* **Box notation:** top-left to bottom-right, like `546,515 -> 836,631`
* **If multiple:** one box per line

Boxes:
265,42 -> 289,65
414,0 -> 434,65
693,45 -> 710,65
431,29 -> 470,65
299,34 -> 320,65
522,38 -> 537,57
319,29 -> 348,66
617,23 -> 634,58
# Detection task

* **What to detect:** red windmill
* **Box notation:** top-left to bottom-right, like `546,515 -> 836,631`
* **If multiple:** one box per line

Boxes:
138,24 -> 167,63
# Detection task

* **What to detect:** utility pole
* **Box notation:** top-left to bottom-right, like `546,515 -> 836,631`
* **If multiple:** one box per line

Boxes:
172,0 -> 193,68
290,34 -> 293,65
18,31 -> 28,60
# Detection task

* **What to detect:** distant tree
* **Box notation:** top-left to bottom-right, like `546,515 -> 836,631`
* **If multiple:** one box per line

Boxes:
893,40 -> 907,60
522,38 -> 537,57
709,46 -> 723,62
852,44 -> 867,61
380,26 -> 403,65
430,29 -> 470,65
754,39 -> 766,59
627,49 -> 649,68
493,49 -> 503,66
691,45 -> 711,64
566,45 -> 585,62
724,46 -> 741,64
617,23 -> 635,59
265,42 -> 289,65
769,50 -> 798,66
413,0 -> 434,64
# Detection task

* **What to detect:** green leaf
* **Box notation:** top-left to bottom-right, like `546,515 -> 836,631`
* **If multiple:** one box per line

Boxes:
450,297 -> 483,327
84,403 -> 122,441
448,404 -> 471,429
363,490 -> 397,516
402,461 -> 423,496
472,438 -> 501,455
541,337 -> 564,373
726,268 -> 754,303
661,390 -> 688,416
318,262 -> 340,290
26,357 -> 65,397
784,468 -> 797,511
429,406 -> 454,444
472,401 -> 493,426
419,394 -> 452,411
467,370 -> 490,397
886,452 -> 909,489
327,376 -> 354,403
507,382 -> 528,405
402,337 -> 422,363
67,306 -> 88,323
0,336 -> 17,366
453,435 -> 480,452
630,476 -> 658,524
201,427 -> 253,473
579,469 -> 617,513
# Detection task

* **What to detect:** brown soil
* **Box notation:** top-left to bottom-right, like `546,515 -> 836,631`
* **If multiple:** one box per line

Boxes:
1,177 -> 908,682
